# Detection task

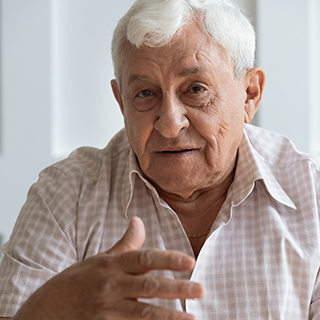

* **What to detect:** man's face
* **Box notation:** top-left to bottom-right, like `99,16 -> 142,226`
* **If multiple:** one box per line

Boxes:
112,24 -> 256,200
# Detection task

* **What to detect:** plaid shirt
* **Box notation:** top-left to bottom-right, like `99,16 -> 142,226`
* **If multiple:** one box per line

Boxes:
1,124 -> 320,319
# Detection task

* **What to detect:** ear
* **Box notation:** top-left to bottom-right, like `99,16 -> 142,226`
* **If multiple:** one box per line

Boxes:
111,79 -> 124,115
244,68 -> 266,123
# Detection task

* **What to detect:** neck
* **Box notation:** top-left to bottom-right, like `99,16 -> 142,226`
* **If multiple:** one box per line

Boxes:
158,167 -> 235,220
157,168 -> 235,258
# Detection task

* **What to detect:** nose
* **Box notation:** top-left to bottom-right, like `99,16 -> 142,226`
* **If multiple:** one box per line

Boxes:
154,94 -> 189,139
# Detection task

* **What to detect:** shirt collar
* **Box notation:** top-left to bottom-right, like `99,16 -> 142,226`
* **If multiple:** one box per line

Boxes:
120,126 -> 297,218
121,148 -> 159,219
230,126 -> 296,210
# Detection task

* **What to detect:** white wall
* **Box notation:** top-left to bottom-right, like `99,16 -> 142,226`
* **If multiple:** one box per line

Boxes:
51,0 -> 134,157
0,0 -> 319,246
256,0 -> 320,153
0,0 -> 135,245
0,0 -> 54,247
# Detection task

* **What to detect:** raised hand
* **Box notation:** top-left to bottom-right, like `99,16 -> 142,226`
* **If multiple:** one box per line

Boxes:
13,217 -> 204,320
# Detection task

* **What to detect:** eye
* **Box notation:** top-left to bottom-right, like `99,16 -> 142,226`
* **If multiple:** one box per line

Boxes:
189,85 -> 205,94
137,89 -> 153,98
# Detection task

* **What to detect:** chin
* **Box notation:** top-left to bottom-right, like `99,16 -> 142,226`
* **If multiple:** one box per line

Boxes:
149,174 -> 201,198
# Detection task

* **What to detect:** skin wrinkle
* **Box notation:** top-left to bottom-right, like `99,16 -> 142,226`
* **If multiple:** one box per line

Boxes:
198,92 -> 229,170
111,21 -> 265,257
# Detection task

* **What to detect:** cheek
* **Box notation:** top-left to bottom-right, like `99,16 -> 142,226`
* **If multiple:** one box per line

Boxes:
189,99 -> 244,155
123,109 -> 155,157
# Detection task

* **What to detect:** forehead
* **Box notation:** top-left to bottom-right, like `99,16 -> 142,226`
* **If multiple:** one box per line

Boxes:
121,24 -> 233,85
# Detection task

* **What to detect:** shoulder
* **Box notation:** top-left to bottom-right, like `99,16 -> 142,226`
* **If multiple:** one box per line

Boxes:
44,128 -> 131,178
244,124 -> 320,172
30,128 -> 132,207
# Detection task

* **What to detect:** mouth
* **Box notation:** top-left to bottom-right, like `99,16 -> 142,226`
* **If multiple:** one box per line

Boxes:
160,149 -> 194,154
155,147 -> 197,158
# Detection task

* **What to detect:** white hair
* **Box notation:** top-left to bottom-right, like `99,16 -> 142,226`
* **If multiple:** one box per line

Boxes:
111,0 -> 255,85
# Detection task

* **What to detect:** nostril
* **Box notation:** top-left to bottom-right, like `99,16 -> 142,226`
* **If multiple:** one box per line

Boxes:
153,114 -> 189,139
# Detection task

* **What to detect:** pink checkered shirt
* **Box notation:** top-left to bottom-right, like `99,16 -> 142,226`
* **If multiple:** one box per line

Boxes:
1,124 -> 320,319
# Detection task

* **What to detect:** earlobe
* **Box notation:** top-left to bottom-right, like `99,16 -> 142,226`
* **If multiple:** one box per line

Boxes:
111,79 -> 124,115
244,68 -> 266,123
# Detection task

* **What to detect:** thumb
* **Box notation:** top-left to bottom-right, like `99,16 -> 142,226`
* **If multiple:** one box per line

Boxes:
106,216 -> 145,255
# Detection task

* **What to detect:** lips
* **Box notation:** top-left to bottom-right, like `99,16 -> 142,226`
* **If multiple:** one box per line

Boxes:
160,149 -> 193,153
154,146 -> 198,156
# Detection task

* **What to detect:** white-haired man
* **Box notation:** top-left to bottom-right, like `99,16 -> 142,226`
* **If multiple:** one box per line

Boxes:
1,0 -> 320,319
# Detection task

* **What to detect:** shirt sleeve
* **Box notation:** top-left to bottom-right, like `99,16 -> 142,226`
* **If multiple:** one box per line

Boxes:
0,166 -> 79,317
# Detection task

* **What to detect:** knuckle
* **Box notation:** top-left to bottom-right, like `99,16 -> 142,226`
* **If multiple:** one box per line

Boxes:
101,275 -> 118,294
166,252 -> 176,268
118,301 -> 155,319
92,258 -> 123,295
138,250 -> 153,269
141,276 -> 159,296
98,253 -> 117,269
139,304 -> 182,320
118,252 -> 129,269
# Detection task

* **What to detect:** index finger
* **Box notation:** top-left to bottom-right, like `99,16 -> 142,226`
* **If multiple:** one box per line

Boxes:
119,249 -> 195,275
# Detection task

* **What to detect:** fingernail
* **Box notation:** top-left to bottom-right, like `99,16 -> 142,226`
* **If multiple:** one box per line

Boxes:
190,283 -> 203,298
180,255 -> 195,269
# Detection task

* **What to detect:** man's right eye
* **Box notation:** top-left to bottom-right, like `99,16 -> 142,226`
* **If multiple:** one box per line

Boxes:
137,89 -> 153,98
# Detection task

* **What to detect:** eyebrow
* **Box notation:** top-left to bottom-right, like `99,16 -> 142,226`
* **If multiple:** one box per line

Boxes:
178,67 -> 202,77
127,67 -> 207,86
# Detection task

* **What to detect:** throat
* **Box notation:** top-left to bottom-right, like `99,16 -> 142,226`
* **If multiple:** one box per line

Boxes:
189,237 -> 208,259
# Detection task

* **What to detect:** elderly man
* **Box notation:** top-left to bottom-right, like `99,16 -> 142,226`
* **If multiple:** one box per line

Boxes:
1,0 -> 320,319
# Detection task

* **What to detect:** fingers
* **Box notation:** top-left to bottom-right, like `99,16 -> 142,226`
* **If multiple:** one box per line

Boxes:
102,217 -> 204,313
117,275 -> 204,300
114,299 -> 196,320
106,217 -> 196,275
107,217 -> 146,255
119,249 -> 196,274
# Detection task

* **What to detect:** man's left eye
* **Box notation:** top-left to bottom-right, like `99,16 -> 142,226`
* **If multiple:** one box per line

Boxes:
189,86 -> 205,94
137,89 -> 153,98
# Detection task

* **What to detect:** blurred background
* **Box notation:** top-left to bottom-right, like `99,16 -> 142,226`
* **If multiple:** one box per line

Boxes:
0,0 -> 319,248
